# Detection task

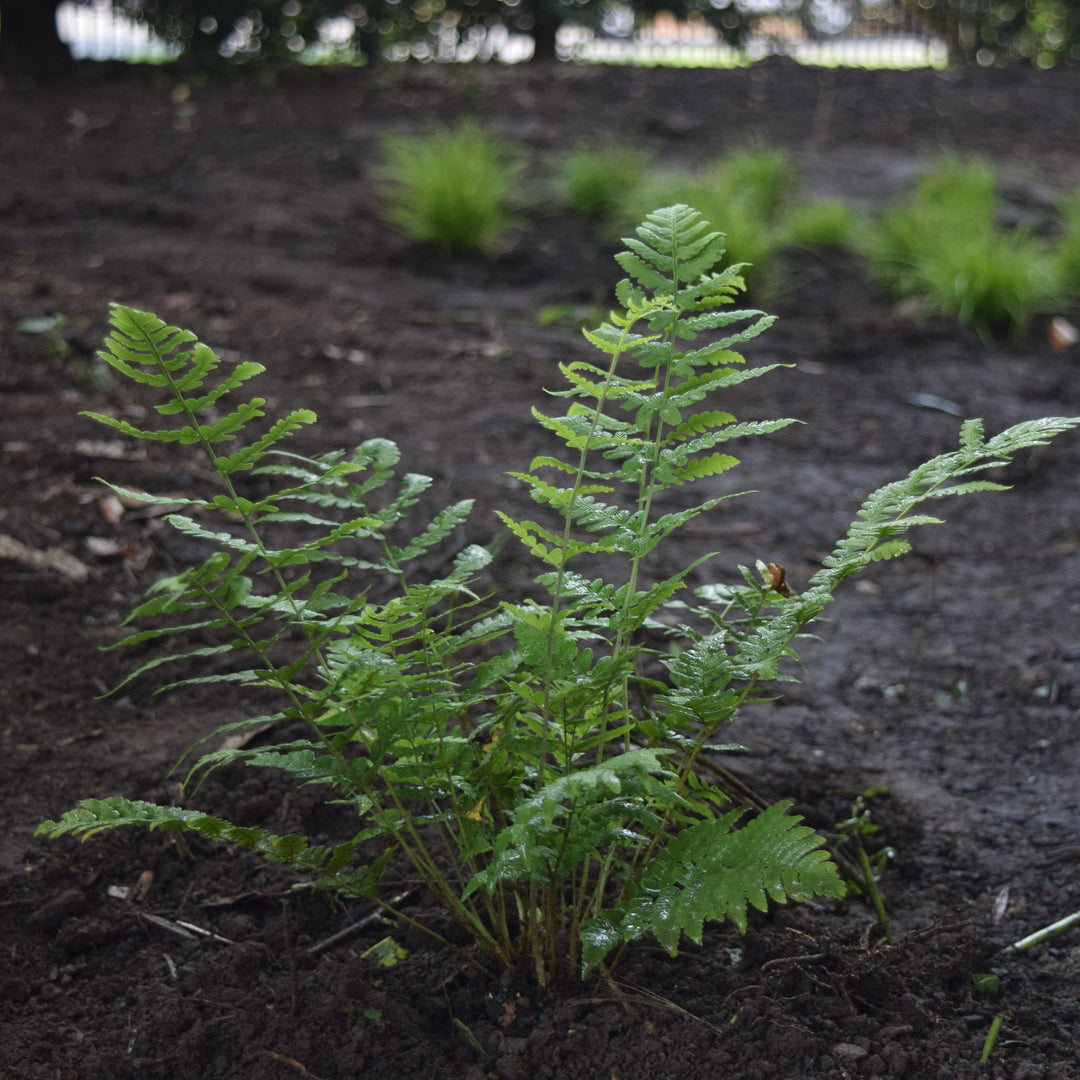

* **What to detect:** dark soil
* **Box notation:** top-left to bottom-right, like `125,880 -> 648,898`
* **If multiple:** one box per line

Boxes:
3,58 -> 1080,1080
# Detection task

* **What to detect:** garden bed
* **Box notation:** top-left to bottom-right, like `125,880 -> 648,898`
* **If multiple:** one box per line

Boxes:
2,57 -> 1079,1079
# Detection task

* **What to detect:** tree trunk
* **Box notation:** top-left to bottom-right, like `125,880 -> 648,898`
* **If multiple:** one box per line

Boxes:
0,0 -> 74,75
528,6 -> 559,61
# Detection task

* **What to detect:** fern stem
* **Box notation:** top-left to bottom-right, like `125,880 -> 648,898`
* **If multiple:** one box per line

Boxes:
538,316 -> 640,783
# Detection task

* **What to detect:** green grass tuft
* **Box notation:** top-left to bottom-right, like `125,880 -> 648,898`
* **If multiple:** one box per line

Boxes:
377,121 -> 522,256
558,141 -> 655,218
784,198 -> 857,250
865,153 -> 1056,339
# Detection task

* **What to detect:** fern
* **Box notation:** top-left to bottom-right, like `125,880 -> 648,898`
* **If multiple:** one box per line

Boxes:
37,208 -> 1080,990
580,802 -> 841,967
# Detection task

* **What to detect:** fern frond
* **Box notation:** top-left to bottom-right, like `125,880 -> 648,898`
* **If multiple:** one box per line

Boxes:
89,306 -> 272,449
581,324 -> 661,358
166,514 -> 263,556
259,439 -> 402,497
390,499 -> 474,563
579,802 -> 845,969
618,204 -> 728,289
35,798 -> 388,896
806,415 -> 1080,599
463,748 -> 676,898
96,306 -> 203,383
669,452 -> 740,485
495,512 -> 606,566
983,415 -> 1079,453
215,410 -> 318,474
507,473 -> 614,511
670,410 -> 735,438
555,360 -> 656,401
156,361 -> 265,416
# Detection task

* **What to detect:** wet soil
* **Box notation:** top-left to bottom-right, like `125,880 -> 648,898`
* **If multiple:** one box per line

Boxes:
2,58 -> 1080,1079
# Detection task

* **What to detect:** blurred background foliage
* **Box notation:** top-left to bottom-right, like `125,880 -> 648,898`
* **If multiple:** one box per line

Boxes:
2,0 -> 1079,73
902,0 -> 1080,67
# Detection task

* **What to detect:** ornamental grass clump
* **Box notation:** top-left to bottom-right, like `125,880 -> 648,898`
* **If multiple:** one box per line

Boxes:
38,205 -> 1080,990
865,153 -> 1056,339
558,140 -> 655,218
377,120 -> 521,255
784,198 -> 857,250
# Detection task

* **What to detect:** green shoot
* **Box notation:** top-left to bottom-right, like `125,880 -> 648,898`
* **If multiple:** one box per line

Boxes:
1011,909 -> 1080,951
1053,187 -> 1080,303
980,1015 -> 1004,1064
17,313 -> 71,360
835,794 -> 894,944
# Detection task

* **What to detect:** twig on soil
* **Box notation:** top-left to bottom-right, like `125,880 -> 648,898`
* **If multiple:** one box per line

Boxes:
1010,909 -> 1080,952
135,911 -> 237,945
587,978 -> 726,1036
760,952 -> 828,972
235,1050 -> 328,1080
304,889 -> 414,959
763,953 -> 838,994
174,917 -> 237,944
303,909 -> 385,958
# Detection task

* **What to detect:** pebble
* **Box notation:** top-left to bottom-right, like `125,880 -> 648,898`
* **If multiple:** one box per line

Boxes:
832,1041 -> 869,1061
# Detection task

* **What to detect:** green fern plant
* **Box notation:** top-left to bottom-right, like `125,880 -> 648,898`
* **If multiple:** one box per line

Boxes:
37,206 -> 1080,991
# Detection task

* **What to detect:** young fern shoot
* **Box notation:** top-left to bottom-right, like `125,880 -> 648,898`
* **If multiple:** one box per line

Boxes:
38,207 -> 1080,992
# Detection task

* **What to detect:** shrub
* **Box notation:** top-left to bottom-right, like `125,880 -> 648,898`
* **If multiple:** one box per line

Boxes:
376,120 -> 521,256
713,145 -> 798,222
37,206 -> 1079,990
864,155 -> 998,293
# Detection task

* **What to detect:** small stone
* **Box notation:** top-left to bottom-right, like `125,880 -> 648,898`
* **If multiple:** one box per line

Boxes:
883,1042 -> 911,1077
832,1042 -> 869,1061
